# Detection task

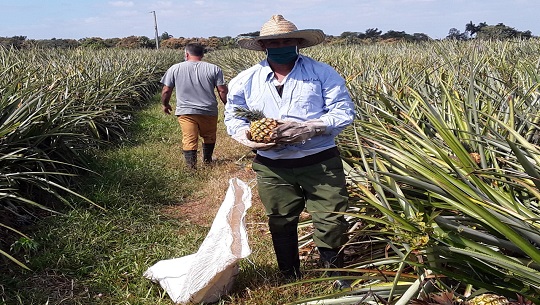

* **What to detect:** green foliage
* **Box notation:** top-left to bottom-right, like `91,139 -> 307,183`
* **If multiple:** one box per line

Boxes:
462,21 -> 534,40
337,39 -> 540,302
0,36 -> 27,49
79,37 -> 108,49
116,35 -> 155,49
338,28 -> 430,44
0,100 -> 204,304
0,48 -> 180,267
476,23 -> 533,40
446,28 -> 469,40
159,31 -> 173,41
33,38 -> 80,49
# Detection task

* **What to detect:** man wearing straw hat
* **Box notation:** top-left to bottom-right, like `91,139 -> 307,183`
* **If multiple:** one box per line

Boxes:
224,15 -> 355,289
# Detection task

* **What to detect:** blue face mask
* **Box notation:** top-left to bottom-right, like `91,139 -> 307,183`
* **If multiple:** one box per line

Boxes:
266,46 -> 298,64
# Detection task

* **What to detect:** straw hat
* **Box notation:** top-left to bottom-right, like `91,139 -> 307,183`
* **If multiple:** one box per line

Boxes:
237,15 -> 325,51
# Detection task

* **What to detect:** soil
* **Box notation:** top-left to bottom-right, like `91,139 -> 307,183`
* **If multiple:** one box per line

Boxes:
164,161 -> 261,227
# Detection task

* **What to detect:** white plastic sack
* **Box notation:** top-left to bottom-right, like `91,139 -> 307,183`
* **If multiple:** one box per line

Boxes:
143,178 -> 252,304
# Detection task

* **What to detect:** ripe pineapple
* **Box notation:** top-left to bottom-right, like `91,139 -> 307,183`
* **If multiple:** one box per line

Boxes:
233,107 -> 278,143
466,294 -> 509,305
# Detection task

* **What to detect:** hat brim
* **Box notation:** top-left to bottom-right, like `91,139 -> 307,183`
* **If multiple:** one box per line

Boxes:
237,29 -> 325,51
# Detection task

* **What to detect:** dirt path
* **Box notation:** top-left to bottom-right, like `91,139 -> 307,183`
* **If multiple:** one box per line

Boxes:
164,159 -> 263,227
159,118 -> 269,230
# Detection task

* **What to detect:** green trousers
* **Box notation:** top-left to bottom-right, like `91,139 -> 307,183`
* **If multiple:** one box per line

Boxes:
252,156 -> 349,249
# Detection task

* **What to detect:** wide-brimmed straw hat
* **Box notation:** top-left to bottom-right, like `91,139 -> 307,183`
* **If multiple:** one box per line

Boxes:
237,15 -> 325,51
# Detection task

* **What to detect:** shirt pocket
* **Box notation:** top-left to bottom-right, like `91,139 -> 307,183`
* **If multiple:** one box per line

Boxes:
291,80 -> 324,115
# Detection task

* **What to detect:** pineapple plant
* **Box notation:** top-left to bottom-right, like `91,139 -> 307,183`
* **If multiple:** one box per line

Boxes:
233,107 -> 279,143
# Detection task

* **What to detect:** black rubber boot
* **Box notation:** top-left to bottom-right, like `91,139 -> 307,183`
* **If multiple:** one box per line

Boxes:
202,143 -> 215,164
183,150 -> 197,169
319,247 -> 351,290
271,233 -> 301,280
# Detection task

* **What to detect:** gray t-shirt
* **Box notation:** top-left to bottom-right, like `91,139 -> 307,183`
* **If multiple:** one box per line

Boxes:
161,61 -> 226,116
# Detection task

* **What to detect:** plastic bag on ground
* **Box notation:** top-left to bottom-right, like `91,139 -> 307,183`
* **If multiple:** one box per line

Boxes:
143,178 -> 252,304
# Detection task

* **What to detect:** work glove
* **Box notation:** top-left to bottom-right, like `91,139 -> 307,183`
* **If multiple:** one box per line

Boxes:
270,119 -> 326,144
232,128 -> 276,151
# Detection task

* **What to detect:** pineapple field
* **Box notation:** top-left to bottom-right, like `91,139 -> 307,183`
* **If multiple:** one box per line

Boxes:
0,47 -> 180,267
1,38 -> 540,304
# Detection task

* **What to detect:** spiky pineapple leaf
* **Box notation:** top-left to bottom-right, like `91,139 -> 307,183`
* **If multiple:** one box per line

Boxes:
233,106 -> 266,122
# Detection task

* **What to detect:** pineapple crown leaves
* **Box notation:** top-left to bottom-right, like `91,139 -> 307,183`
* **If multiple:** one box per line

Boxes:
233,106 -> 266,122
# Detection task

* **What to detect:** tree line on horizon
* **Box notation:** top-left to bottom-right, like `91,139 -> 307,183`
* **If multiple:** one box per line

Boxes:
0,21 -> 535,50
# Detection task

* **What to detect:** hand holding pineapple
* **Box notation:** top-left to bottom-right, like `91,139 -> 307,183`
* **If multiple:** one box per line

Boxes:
232,107 -> 278,150
270,120 -> 326,143
233,107 -> 326,147
232,128 -> 277,150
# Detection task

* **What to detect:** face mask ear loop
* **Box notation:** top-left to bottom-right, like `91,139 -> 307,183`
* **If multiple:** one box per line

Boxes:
265,49 -> 269,61
295,46 -> 299,55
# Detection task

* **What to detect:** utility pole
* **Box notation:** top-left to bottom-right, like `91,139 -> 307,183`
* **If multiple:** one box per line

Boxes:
150,11 -> 159,49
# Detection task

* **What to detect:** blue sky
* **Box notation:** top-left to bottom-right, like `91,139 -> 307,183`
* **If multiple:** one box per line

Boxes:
2,0 -> 539,40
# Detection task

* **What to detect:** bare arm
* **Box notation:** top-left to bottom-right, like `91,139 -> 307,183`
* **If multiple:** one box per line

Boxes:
217,85 -> 228,105
161,85 -> 173,114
